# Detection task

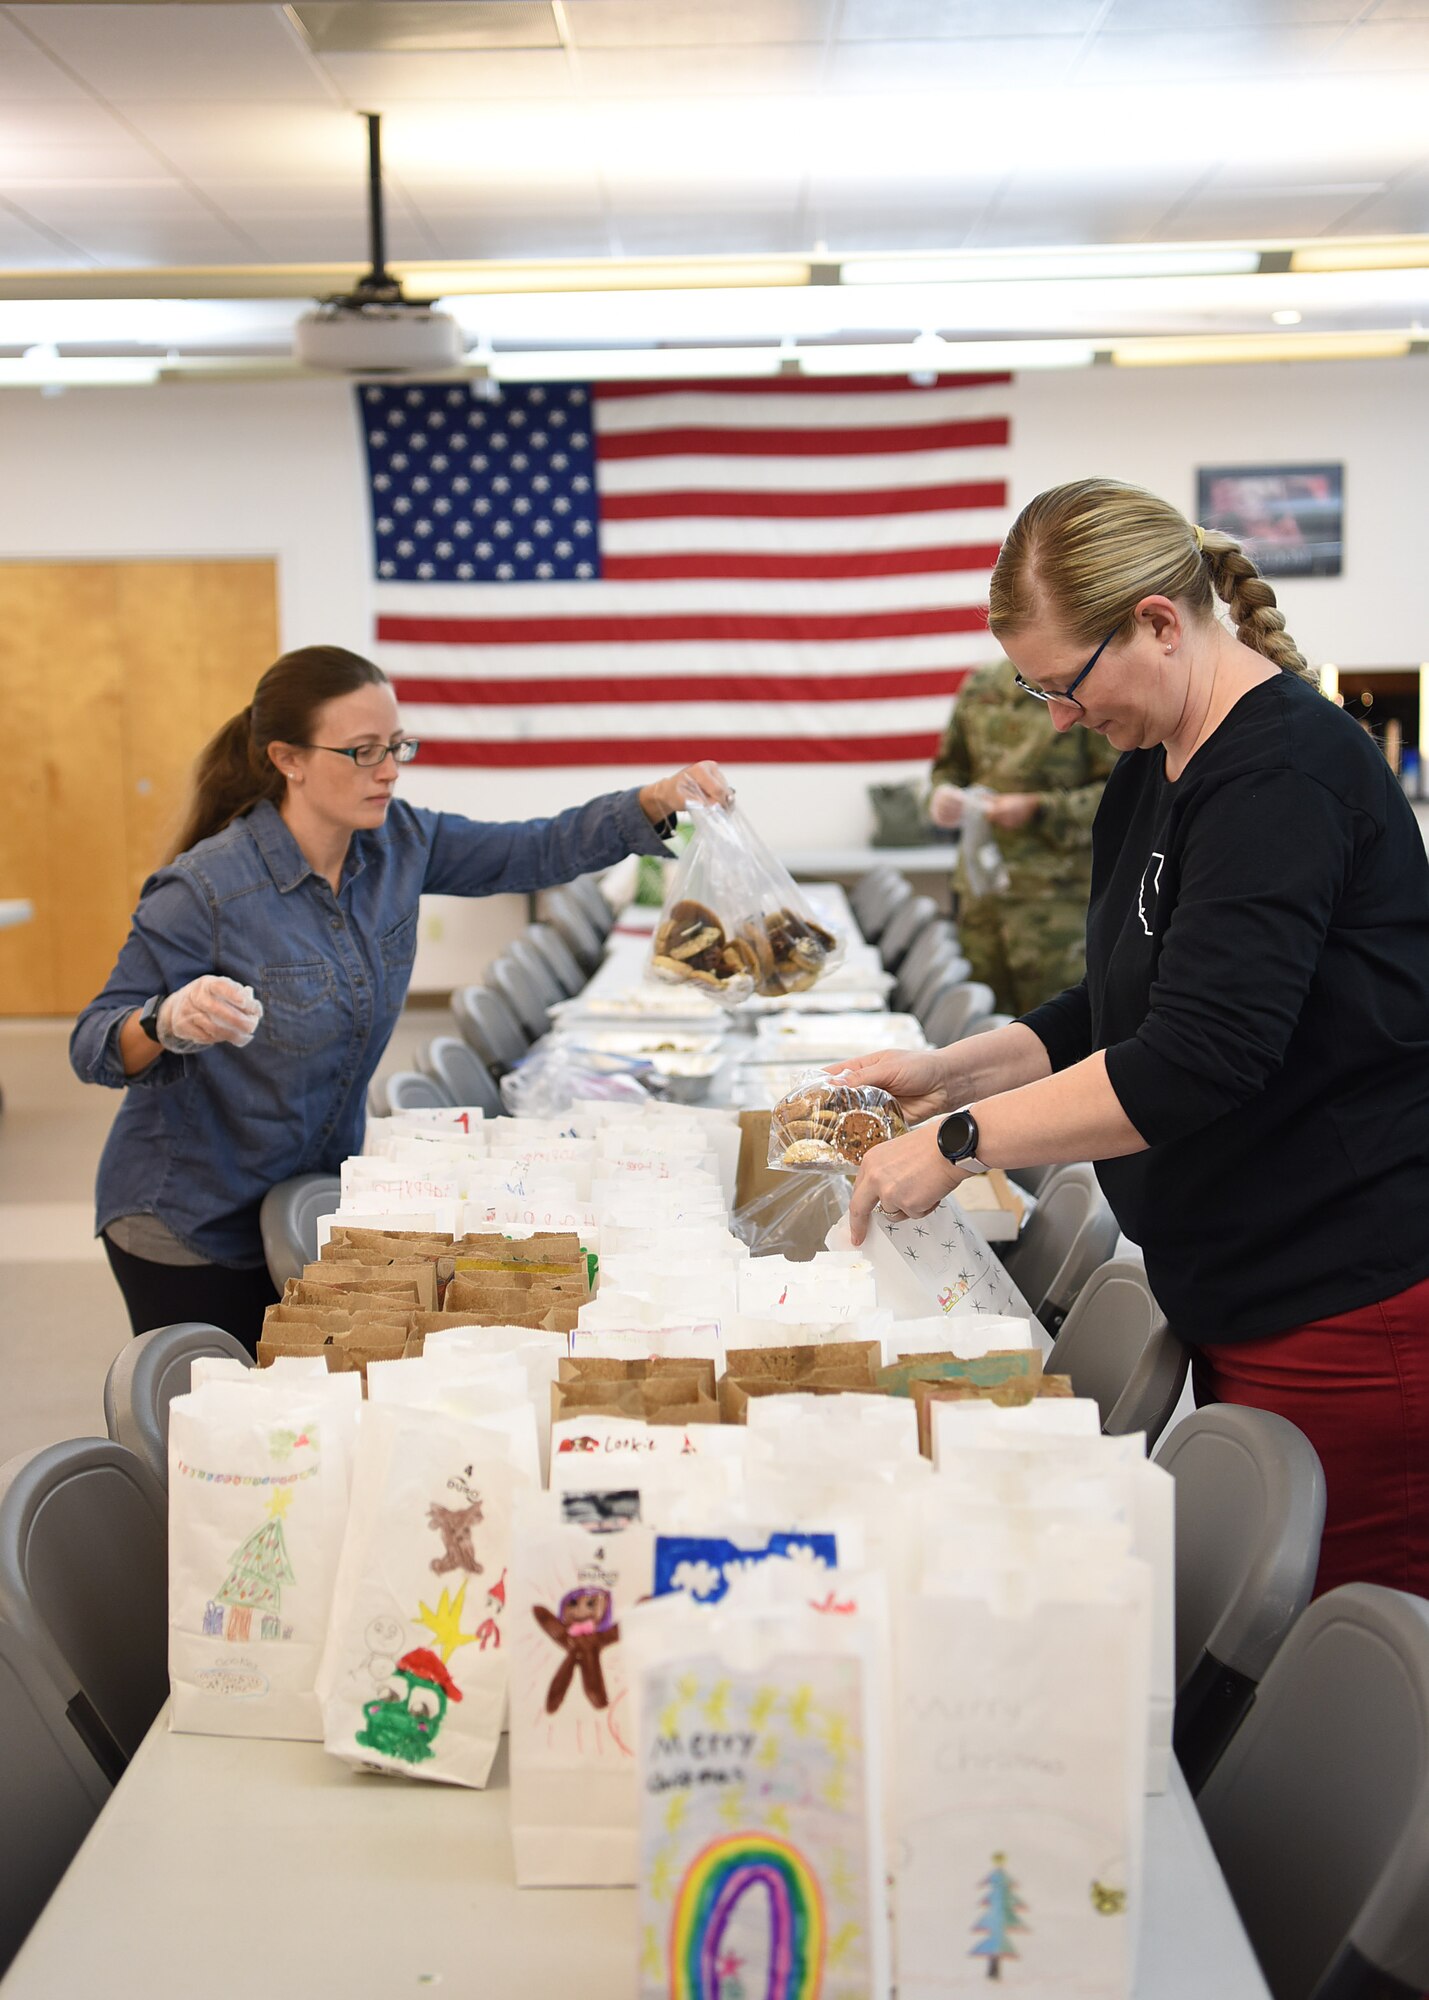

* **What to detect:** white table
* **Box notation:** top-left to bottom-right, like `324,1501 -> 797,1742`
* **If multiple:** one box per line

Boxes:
781,847 -> 960,877
1,1715 -> 1270,2000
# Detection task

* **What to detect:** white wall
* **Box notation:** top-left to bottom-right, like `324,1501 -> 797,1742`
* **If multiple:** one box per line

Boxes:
3,358 -> 1423,988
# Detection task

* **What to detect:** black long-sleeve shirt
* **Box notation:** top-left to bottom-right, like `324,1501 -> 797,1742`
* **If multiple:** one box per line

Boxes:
1021,672 -> 1429,1344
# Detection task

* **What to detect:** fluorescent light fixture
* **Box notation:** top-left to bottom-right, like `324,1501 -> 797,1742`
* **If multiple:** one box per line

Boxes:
489,346 -> 785,383
425,258 -> 812,296
840,247 -> 1262,285
797,338 -> 1095,374
1112,331 -> 1412,367
1291,237 -> 1429,274
1271,309 -> 1303,325
0,354 -> 160,387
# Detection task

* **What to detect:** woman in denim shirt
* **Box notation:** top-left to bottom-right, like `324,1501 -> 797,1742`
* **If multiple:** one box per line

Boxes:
73,644 -> 726,1353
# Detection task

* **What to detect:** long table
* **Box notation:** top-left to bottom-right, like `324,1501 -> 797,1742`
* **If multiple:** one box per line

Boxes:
1,1712 -> 1270,2000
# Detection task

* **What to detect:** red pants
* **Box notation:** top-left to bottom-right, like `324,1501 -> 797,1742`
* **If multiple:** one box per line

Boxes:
1194,1275 -> 1429,1600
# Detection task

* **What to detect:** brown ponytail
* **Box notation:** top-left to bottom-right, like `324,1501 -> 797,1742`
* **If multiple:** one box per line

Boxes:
170,645 -> 389,860
989,478 -> 1316,688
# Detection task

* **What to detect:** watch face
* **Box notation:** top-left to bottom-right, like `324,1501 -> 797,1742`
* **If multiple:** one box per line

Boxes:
939,1112 -> 975,1165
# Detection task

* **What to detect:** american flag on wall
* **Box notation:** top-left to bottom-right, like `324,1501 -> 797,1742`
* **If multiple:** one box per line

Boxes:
358,374 -> 1010,769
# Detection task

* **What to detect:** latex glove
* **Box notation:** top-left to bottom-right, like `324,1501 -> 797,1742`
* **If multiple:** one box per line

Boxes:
640,759 -> 733,822
929,783 -> 966,829
157,975 -> 264,1054
981,791 -> 1041,831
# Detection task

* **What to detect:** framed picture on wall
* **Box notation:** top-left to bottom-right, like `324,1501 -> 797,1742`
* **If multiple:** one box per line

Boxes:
1195,463 -> 1343,577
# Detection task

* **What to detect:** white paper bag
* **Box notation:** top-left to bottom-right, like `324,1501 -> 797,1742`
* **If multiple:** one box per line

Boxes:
168,1371 -> 360,1740
830,1207 -> 1049,1347
316,1402 -> 531,1787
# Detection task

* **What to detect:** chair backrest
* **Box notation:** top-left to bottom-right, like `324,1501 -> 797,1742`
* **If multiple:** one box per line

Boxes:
849,864 -> 903,934
524,921 -> 586,998
908,947 -> 973,1022
855,873 -> 912,944
1046,1257 -> 1188,1440
258,1171 -> 342,1289
103,1323 -> 252,1488
894,918 -> 956,999
878,892 -> 938,973
1156,1404 -> 1325,1793
1003,1161 -> 1122,1329
1197,1583 -> 1429,2000
422,1035 -> 503,1118
542,887 -> 604,972
452,983 -> 529,1074
0,1616 -> 112,1977
0,1439 -> 169,1777
508,933 -> 565,1009
489,952 -> 550,1038
963,1011 -> 1014,1036
923,979 -> 997,1046
567,872 -> 616,938
385,1068 -> 453,1113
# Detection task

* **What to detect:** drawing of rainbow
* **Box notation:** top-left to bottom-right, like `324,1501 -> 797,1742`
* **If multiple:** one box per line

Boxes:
669,1832 -> 825,2000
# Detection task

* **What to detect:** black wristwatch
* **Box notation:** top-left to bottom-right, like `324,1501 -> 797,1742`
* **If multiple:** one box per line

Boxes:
137,994 -> 166,1044
937,1108 -> 990,1174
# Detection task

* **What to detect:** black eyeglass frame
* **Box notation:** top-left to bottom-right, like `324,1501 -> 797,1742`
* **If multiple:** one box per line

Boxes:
1013,628 -> 1119,715
300,738 -> 421,769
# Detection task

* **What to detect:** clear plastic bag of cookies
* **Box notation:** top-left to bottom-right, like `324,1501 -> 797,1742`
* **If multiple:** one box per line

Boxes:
768,1071 -> 907,1173
648,797 -> 845,1008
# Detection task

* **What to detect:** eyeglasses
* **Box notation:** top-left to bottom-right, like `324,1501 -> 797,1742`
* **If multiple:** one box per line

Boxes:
1014,629 -> 1118,715
301,738 -> 420,768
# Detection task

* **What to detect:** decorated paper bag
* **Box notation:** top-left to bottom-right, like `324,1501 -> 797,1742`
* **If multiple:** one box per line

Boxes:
624,1593 -> 888,1999
316,1402 -> 530,1787
551,1414 -> 749,1491
168,1372 -> 360,1739
893,1550 -> 1151,1999
508,1488 -> 656,1886
829,1208 -> 1049,1346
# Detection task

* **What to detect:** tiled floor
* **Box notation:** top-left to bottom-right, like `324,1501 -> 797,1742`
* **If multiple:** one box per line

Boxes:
0,1009 -> 438,1464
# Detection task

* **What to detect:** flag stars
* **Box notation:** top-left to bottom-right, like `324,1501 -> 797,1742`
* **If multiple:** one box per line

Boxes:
529,386 -> 545,402
531,432 -> 548,450
533,474 -> 550,492
368,430 -> 386,447
453,519 -> 472,537
490,432 -> 507,449
431,454 -> 448,471
508,409 -> 525,427
414,519 -> 433,536
555,540 -> 573,557
573,475 -> 591,492
470,455 -> 488,472
436,540 -> 453,557
412,475 -> 430,493
512,495 -> 531,514
417,561 -> 435,578
432,496 -> 451,514
378,559 -> 396,576
511,453 -> 529,471
576,561 -> 595,577
476,540 -> 494,558
393,496 -> 413,514
552,496 -> 571,514
473,496 -> 491,515
536,561 -> 554,577
452,476 -> 470,494
456,562 -> 474,578
492,475 -> 511,494
548,409 -> 565,427
450,434 -> 467,450
551,453 -> 569,471
497,562 -> 514,579
397,539 -> 415,556
535,518 -> 552,535
446,389 -> 465,405
410,434 -> 427,451
515,540 -> 533,558
373,473 -> 391,492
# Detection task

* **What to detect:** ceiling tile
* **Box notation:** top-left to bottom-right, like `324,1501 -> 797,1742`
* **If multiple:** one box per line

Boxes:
575,45 -> 824,92
565,0 -> 836,48
1079,25 -> 1340,81
108,102 -> 366,184
1322,19 -> 1429,66
610,204 -> 805,255
9,4 -> 332,103
0,13 -> 91,101
965,182 -> 1194,248
1160,186 -> 1386,237
422,212 -> 615,259
1105,0 -> 1361,22
293,3 -> 560,52
0,101 -> 166,179
813,200 -> 995,253
0,199 -> 94,265
839,0 -> 1103,36
1370,0 -> 1429,16
316,48 -> 577,99
1320,167 -> 1429,234
825,37 -> 1083,88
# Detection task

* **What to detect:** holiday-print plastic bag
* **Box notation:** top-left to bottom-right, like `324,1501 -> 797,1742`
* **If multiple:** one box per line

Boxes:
649,797 -> 844,1007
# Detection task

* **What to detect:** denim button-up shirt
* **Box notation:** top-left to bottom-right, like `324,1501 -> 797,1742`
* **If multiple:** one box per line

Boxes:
72,792 -> 669,1266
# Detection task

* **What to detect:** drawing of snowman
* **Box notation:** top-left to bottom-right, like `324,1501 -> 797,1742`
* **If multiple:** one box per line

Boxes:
361,1614 -> 407,1687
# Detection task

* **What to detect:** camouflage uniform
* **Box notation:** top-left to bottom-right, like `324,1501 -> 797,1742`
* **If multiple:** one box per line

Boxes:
931,658 -> 1119,1017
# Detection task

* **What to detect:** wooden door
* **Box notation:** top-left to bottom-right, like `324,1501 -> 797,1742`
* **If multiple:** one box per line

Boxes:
0,559 -> 278,1017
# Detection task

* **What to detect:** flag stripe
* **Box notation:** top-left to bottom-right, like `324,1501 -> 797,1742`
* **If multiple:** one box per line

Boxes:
600,544 -> 1002,581
416,732 -> 945,768
376,606 -> 987,646
599,480 -> 1006,521
592,387 -> 1009,434
374,574 -> 987,616
600,506 -> 1008,554
597,448 -> 1006,493
379,632 -> 994,679
596,418 -> 1009,461
593,374 -> 1011,399
391,666 -> 973,707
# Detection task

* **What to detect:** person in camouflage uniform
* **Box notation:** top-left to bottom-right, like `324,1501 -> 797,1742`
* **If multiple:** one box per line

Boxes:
929,657 -> 1118,1015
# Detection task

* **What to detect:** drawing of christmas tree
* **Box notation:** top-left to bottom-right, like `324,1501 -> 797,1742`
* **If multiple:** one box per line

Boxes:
213,1488 -> 296,1633
970,1852 -> 1028,1980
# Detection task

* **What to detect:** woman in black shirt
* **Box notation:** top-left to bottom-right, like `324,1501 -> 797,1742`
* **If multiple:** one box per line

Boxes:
843,478 -> 1429,1600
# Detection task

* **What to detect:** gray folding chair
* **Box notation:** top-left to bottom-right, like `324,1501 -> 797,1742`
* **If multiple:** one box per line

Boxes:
963,1011 -> 1015,1036
508,933 -> 566,1011
1198,1582 -> 1429,2000
103,1323 -> 252,1488
877,892 -> 938,974
923,979 -> 997,1046
1045,1256 -> 1188,1439
854,873 -> 911,945
0,1616 -> 112,1977
258,1171 -> 342,1289
0,1440 -> 168,1780
542,886 -> 605,973
850,865 -> 903,937
1006,1161 -> 1056,1196
525,921 -> 587,999
567,872 -> 616,939
420,1034 -> 503,1118
1001,1161 -> 1121,1332
489,951 -> 550,1039
384,1068 -> 454,1113
893,919 -> 958,1008
452,982 -> 530,1074
908,947 -> 974,1023
1156,1404 -> 1326,1796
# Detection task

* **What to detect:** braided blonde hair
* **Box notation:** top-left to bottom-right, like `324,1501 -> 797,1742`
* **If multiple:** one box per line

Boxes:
988,478 -> 1314,684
